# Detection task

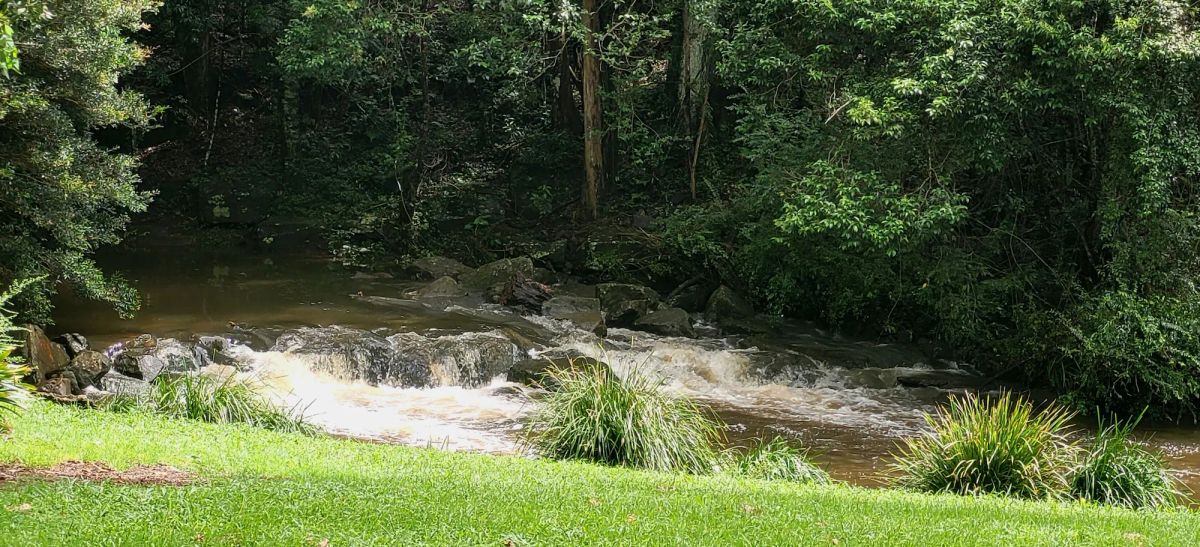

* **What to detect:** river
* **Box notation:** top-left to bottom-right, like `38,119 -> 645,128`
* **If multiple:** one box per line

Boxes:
50,244 -> 1200,495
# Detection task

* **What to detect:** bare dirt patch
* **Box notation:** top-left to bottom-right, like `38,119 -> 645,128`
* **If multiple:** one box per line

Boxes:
0,460 -> 195,486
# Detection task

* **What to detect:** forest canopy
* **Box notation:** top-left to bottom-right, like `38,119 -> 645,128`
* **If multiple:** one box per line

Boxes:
4,0 -> 1200,418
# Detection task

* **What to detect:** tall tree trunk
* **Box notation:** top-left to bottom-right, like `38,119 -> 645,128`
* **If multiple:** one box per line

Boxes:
551,30 -> 582,135
408,3 -> 434,227
581,0 -> 604,220
678,0 -> 708,131
678,0 -> 709,198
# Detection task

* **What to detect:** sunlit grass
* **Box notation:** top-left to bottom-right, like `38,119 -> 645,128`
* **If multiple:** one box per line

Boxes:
0,402 -> 1196,545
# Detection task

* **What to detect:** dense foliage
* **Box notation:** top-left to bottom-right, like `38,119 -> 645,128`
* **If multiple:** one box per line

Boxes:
892,393 -> 1077,499
5,0 -> 1200,415
0,0 -> 156,323
0,279 -> 35,419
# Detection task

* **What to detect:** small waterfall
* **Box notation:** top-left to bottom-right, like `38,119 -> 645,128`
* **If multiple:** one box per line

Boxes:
231,345 -> 530,452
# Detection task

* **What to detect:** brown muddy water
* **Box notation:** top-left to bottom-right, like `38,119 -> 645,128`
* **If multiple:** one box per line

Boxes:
51,247 -> 1200,496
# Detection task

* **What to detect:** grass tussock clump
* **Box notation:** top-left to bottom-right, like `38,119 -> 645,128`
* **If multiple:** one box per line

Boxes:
731,437 -> 832,484
892,392 -> 1076,499
1071,414 -> 1181,509
150,373 -> 315,435
524,362 -> 723,473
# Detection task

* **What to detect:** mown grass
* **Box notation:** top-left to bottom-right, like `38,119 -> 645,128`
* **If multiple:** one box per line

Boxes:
0,401 -> 1197,546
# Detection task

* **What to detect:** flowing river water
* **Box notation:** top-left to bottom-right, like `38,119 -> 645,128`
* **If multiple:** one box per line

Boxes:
51,246 -> 1200,495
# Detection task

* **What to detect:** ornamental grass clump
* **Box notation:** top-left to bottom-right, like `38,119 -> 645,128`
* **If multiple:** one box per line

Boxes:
1071,414 -> 1181,509
732,437 -> 832,484
150,373 -> 315,435
891,392 -> 1076,499
524,361 -> 723,474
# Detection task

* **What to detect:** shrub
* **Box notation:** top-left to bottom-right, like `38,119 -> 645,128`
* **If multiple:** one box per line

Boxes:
150,373 -> 315,435
523,361 -> 723,473
891,392 -> 1076,499
1021,292 -> 1200,419
0,280 -> 37,420
1070,414 -> 1181,509
731,437 -> 832,484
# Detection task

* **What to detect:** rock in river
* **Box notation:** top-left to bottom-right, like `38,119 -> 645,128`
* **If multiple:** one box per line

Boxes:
596,283 -> 661,327
508,350 -> 611,390
633,307 -> 695,338
405,256 -> 473,280
460,257 -> 534,296
542,296 -> 606,337
415,276 -> 468,298
705,285 -> 755,321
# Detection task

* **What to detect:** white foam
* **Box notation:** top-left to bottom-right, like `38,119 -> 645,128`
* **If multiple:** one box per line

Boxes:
237,349 -> 530,453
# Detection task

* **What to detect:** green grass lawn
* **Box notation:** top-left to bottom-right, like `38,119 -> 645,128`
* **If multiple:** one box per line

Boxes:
0,401 -> 1196,546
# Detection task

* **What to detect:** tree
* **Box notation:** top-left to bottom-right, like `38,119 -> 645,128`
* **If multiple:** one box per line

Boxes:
0,0 -> 157,323
580,0 -> 604,219
700,0 -> 1200,416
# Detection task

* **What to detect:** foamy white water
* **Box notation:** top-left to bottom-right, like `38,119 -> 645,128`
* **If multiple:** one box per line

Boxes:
233,347 -> 531,453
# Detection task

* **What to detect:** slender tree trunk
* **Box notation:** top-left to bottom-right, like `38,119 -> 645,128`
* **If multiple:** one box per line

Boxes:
678,0 -> 708,132
581,0 -> 604,220
678,0 -> 709,198
408,4 -> 434,226
282,79 -> 299,172
552,30 -> 582,135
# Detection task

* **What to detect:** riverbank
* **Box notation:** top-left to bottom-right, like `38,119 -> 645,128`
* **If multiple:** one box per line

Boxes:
0,402 -> 1195,545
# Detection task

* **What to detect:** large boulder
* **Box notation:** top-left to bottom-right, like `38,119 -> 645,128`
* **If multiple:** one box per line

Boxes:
392,331 -> 522,388
99,371 -> 152,398
405,256 -> 472,280
665,281 -> 715,313
633,307 -> 695,338
705,286 -> 755,321
53,333 -> 89,358
508,350 -> 611,390
542,296 -> 606,337
415,276 -> 468,299
460,257 -> 534,296
272,326 -> 520,388
20,325 -> 70,383
194,335 -> 241,367
58,351 -> 112,389
596,283 -> 661,327
498,274 -> 553,313
273,326 -> 430,387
